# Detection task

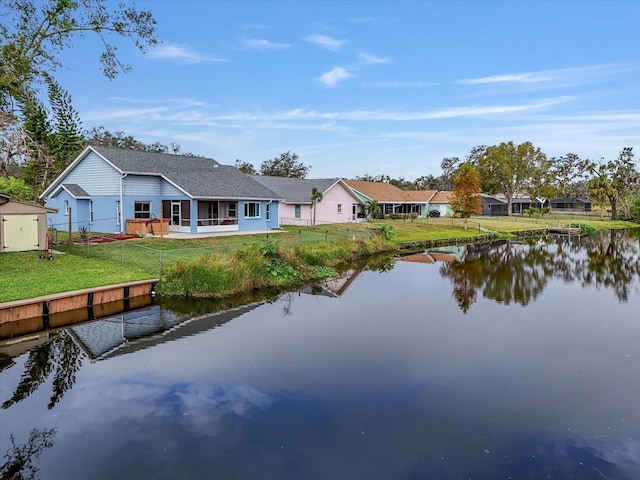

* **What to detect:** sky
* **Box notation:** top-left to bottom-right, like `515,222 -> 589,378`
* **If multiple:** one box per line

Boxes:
50,0 -> 640,180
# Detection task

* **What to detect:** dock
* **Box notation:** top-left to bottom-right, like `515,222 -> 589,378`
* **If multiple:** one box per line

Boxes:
547,226 -> 581,235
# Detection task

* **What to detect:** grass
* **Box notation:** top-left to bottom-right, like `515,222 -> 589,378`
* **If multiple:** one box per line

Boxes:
1,215 -> 637,303
0,250 -> 154,303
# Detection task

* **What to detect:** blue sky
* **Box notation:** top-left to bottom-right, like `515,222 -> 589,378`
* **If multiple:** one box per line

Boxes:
53,0 -> 640,180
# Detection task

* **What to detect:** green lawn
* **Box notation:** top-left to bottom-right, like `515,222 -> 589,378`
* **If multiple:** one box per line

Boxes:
0,250 -> 154,303
1,216 -> 637,303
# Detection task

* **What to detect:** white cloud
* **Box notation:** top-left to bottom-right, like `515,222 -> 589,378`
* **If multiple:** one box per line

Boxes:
458,61 -> 640,86
241,37 -> 291,49
458,73 -> 550,85
318,67 -> 354,86
209,98 -> 568,121
365,81 -> 438,88
148,44 -> 228,63
358,52 -> 390,64
306,34 -> 349,51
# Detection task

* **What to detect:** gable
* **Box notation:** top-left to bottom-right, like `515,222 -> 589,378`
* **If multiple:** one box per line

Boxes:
44,150 -> 122,198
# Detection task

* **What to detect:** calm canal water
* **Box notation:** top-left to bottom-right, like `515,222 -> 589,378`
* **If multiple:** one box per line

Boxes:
1,230 -> 639,479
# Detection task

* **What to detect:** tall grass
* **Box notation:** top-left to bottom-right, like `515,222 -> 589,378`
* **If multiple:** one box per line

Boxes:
157,237 -> 398,298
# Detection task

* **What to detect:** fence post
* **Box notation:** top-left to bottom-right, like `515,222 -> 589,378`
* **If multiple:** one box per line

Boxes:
159,250 -> 163,272
298,230 -> 301,244
325,230 -> 328,242
121,240 -> 124,265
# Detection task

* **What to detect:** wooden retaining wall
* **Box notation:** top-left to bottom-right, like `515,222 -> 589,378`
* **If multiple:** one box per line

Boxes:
0,279 -> 158,339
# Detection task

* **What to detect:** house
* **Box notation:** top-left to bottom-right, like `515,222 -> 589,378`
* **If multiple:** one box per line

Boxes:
479,193 -> 549,216
40,146 -> 283,235
480,194 -> 508,216
550,198 -> 592,212
250,176 -> 363,226
428,191 -> 454,216
343,180 -> 437,217
0,194 -> 57,252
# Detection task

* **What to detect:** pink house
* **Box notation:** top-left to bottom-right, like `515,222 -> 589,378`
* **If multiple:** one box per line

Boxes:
250,176 -> 363,226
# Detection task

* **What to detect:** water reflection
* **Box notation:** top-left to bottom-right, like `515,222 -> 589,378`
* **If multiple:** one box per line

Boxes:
2,332 -> 84,411
0,230 -> 638,479
439,230 -> 640,312
0,428 -> 57,480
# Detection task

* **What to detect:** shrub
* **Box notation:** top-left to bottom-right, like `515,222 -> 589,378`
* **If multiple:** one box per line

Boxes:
568,223 -> 596,235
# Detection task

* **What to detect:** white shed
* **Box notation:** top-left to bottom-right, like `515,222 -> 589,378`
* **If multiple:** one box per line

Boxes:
0,194 -> 58,252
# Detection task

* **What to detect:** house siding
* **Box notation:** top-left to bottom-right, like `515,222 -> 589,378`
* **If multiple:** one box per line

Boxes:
64,151 -> 121,196
124,175 -> 163,196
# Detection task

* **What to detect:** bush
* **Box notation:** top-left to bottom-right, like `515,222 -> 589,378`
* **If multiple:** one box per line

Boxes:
525,207 -> 540,218
568,223 -> 596,235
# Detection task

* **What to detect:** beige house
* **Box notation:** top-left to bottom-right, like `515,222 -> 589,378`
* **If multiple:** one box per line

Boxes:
0,194 -> 58,253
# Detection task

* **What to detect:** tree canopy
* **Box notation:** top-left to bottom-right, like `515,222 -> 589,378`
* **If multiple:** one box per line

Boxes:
450,162 -> 482,229
260,151 -> 310,178
1,0 -> 158,108
477,141 -> 549,216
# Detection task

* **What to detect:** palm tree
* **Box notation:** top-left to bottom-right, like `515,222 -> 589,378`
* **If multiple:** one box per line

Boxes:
365,199 -> 381,222
310,187 -> 323,227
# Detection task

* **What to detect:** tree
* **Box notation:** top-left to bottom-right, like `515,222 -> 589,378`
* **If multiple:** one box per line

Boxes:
0,176 -> 38,202
310,187 -> 323,227
413,174 -> 442,190
588,175 -> 614,219
235,159 -> 257,175
1,110 -> 52,181
87,127 -> 197,155
364,199 -> 381,221
477,141 -> 549,216
439,157 -> 461,190
586,148 -> 638,220
1,0 -> 158,108
260,151 -> 310,178
450,162 -> 482,229
550,153 -> 590,197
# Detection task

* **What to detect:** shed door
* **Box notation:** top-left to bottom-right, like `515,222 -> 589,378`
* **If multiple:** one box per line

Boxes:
3,215 -> 39,252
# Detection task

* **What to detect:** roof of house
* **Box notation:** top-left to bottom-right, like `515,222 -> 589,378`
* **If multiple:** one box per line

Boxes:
250,176 -> 354,204
343,180 -> 437,203
551,197 -> 591,203
61,183 -> 90,198
43,146 -> 282,200
403,190 -> 438,202
430,191 -> 453,203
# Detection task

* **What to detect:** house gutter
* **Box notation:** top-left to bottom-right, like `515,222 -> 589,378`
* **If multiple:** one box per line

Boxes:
119,173 -> 128,234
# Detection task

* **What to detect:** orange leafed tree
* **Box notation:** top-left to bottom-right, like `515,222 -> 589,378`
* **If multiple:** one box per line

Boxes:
450,162 -> 482,229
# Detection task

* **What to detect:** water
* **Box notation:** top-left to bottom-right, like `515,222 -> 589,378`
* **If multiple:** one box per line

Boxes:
1,230 -> 639,479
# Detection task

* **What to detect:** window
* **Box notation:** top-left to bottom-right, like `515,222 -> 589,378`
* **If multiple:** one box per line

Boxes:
244,202 -> 260,218
337,203 -> 342,214
116,200 -> 121,225
64,200 -> 69,215
294,204 -> 301,219
134,201 -> 151,219
266,202 -> 271,221
89,200 -> 94,223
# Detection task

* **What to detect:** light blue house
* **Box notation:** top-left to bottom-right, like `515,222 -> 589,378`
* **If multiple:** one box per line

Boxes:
40,146 -> 282,235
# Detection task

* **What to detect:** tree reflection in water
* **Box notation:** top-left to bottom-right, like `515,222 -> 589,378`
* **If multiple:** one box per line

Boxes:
2,331 -> 85,411
441,229 -> 640,313
0,428 -> 57,480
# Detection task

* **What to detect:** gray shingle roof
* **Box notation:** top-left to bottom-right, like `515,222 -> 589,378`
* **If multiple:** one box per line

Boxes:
250,175 -> 340,203
91,146 -> 281,199
62,183 -> 90,198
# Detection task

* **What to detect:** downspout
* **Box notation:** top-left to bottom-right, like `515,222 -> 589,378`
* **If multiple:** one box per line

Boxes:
267,200 -> 273,227
119,173 -> 127,234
